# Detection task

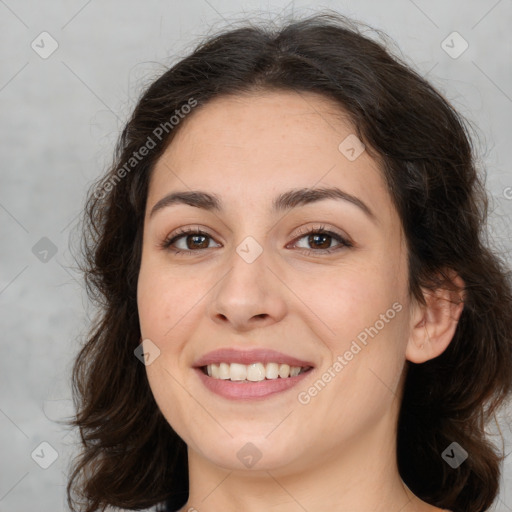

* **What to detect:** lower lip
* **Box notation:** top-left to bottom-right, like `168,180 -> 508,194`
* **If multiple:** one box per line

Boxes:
194,367 -> 314,400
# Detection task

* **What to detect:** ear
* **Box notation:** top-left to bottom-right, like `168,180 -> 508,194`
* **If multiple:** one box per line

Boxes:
406,271 -> 465,364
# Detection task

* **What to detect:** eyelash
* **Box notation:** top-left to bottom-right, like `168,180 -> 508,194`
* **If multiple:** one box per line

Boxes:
159,224 -> 353,256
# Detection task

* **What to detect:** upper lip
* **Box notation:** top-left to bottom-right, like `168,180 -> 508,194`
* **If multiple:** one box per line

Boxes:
193,348 -> 315,368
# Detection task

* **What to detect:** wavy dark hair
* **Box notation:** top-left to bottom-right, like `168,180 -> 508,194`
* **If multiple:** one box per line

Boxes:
64,10 -> 512,512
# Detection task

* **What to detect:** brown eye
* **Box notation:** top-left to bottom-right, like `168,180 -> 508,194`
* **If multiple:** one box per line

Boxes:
161,228 -> 218,254
292,227 -> 352,255
304,233 -> 333,250
181,233 -> 210,250
160,225 -> 352,256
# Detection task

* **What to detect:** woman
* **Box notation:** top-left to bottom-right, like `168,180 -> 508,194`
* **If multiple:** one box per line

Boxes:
65,11 -> 512,512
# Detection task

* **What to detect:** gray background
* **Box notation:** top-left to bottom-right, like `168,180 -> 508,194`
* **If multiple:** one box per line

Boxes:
1,1 -> 511,511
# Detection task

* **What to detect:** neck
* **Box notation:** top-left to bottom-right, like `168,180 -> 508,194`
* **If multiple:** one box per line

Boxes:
180,411 -> 432,512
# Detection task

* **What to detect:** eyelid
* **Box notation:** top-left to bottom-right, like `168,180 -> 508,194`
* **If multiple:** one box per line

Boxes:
159,225 -> 218,247
160,223 -> 353,254
291,223 -> 352,244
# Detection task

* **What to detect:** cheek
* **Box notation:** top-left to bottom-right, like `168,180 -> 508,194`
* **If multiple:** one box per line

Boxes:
308,254 -> 409,383
136,259 -> 194,423
311,261 -> 403,336
137,253 -> 176,337
137,254 -> 207,347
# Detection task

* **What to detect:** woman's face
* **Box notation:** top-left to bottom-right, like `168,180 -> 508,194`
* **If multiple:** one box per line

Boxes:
137,90 -> 413,474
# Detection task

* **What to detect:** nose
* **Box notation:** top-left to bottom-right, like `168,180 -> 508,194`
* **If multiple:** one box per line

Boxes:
207,248 -> 287,333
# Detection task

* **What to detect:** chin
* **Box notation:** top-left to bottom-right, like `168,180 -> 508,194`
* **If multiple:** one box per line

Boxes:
194,436 -> 301,472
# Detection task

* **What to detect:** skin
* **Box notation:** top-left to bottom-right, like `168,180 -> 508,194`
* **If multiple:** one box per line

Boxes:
137,90 -> 463,512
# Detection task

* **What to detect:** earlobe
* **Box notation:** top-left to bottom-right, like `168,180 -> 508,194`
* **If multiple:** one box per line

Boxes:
406,273 -> 465,364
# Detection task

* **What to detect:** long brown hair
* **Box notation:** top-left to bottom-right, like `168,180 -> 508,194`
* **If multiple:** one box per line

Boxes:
65,11 -> 512,512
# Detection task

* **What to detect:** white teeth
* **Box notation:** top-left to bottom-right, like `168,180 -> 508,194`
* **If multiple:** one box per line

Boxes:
229,363 -> 247,381
219,362 -> 230,380
204,362 -> 309,381
278,363 -> 290,378
290,366 -> 301,377
247,363 -> 266,381
265,362 -> 279,379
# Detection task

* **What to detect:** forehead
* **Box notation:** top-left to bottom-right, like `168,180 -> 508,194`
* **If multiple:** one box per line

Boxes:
147,90 -> 393,221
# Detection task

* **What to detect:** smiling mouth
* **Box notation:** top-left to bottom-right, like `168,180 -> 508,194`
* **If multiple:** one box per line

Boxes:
200,362 -> 313,382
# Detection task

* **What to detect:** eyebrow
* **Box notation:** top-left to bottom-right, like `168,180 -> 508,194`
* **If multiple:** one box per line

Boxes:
149,187 -> 376,221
